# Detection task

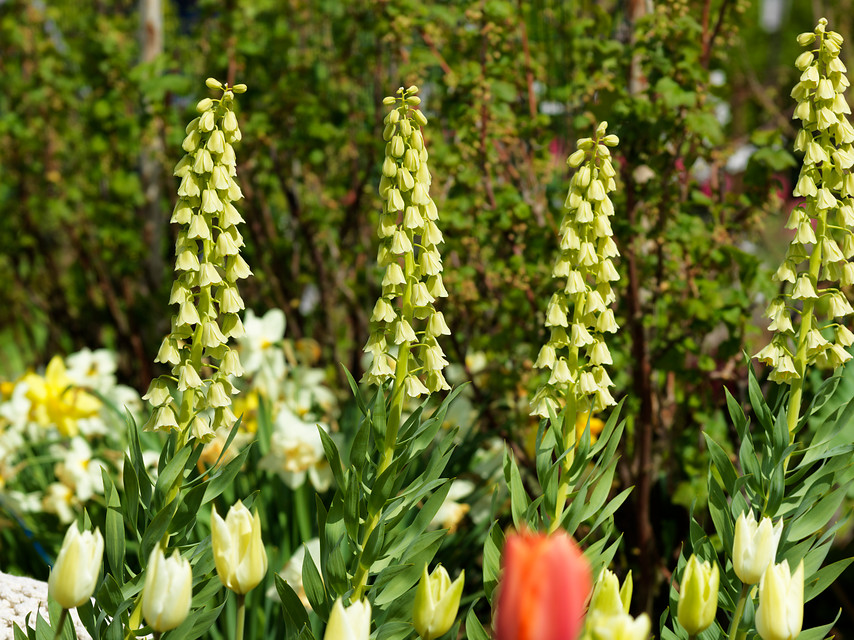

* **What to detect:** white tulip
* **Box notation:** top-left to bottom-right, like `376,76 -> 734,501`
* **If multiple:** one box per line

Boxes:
212,501 -> 268,594
142,546 -> 193,632
732,511 -> 783,584
756,560 -> 804,640
48,524 -> 104,609
324,598 -> 371,640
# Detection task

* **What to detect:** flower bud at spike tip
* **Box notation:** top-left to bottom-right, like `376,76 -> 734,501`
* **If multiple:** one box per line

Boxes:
677,554 -> 719,635
212,501 -> 268,594
48,523 -> 104,609
732,511 -> 783,585
495,532 -> 592,640
142,546 -> 193,632
413,565 -> 465,640
324,598 -> 371,640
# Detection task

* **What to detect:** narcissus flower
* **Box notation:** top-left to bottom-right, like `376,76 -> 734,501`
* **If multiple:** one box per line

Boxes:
413,565 -> 465,640
212,500 -> 268,594
495,532 -> 592,640
48,523 -> 104,609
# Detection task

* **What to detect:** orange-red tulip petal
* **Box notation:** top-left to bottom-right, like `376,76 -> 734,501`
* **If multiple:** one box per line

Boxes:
495,531 -> 592,640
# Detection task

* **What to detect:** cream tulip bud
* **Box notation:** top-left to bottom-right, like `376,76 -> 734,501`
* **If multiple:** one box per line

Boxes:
142,546 -> 193,632
48,524 -> 104,609
324,598 -> 372,640
733,512 -> 783,584
413,565 -> 465,640
756,560 -> 804,640
589,569 -> 632,617
212,501 -> 268,594
677,554 -> 719,635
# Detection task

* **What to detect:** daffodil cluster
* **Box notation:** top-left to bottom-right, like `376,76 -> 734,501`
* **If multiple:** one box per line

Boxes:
144,79 -> 250,440
531,122 -> 620,418
756,19 -> 854,382
363,86 -> 451,396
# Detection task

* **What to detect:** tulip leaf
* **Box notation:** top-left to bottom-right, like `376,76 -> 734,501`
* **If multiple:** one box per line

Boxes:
375,621 -> 414,640
704,434 -> 738,495
318,427 -> 346,491
748,366 -> 773,434
788,485 -> 848,541
153,443 -> 192,506
12,623 -> 29,640
504,452 -> 529,530
797,611 -> 841,640
201,446 -> 250,505
806,557 -> 854,602
302,543 -> 329,618
139,499 -> 178,564
275,573 -> 311,635
483,523 -> 503,600
105,495 -> 125,579
465,607 -> 490,640
342,366 -> 369,417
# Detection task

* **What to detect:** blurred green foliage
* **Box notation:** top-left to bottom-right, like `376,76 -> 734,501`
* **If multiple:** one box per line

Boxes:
2,0 -> 853,630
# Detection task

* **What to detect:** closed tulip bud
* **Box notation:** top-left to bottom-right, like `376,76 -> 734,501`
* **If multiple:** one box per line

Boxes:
495,532 -> 592,640
142,546 -> 193,632
588,612 -> 651,640
756,560 -> 804,640
212,501 -> 268,594
413,565 -> 464,640
48,524 -> 104,610
677,554 -> 719,635
325,598 -> 371,640
589,569 -> 632,617
733,512 -> 783,585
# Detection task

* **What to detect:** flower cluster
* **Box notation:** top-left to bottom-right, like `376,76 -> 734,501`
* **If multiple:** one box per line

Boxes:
144,79 -> 250,439
756,19 -> 854,381
363,86 -> 451,396
0,349 -> 142,522
531,122 -> 620,418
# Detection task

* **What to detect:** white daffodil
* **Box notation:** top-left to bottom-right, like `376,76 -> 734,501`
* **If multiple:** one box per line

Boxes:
430,479 -> 475,533
65,348 -> 118,390
52,437 -> 106,502
239,309 -> 287,380
259,407 -> 332,491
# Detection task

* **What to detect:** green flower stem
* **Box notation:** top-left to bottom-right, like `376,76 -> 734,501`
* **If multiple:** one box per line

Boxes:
354,252 -> 416,600
549,393 -> 577,534
235,593 -> 246,640
786,199 -> 827,439
727,583 -> 749,640
53,609 -> 68,640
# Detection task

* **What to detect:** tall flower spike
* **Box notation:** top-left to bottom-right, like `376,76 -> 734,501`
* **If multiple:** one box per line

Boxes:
362,86 -> 450,396
143,79 -> 250,441
756,19 -> 853,423
531,122 -> 620,419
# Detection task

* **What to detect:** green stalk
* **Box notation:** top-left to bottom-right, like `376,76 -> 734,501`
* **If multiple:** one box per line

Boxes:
727,584 -> 749,640
53,609 -> 68,640
354,250 -> 416,600
235,593 -> 246,640
786,187 -> 827,440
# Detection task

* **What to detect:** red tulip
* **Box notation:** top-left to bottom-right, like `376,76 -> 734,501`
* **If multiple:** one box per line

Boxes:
495,531 -> 592,640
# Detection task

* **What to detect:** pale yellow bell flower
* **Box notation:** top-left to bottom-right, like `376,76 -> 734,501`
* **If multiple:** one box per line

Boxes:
48,523 -> 104,609
212,501 -> 268,594
413,565 -> 464,640
142,546 -> 193,632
